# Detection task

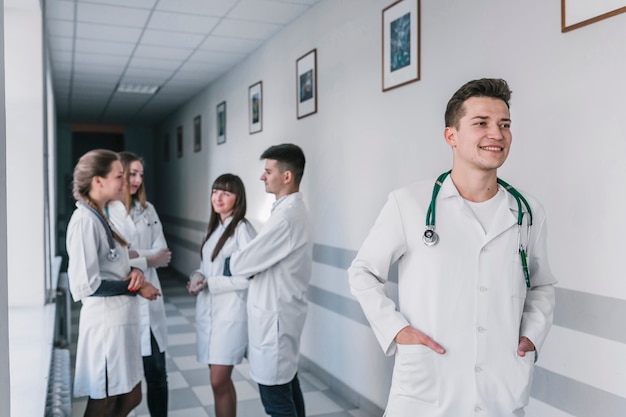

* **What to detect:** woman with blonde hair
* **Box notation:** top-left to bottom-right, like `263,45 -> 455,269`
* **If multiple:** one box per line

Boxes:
66,149 -> 160,417
108,151 -> 171,417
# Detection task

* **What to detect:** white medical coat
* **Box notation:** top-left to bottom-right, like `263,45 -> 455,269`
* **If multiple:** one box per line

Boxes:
66,202 -> 143,399
229,192 -> 312,385
195,218 -> 256,365
348,177 -> 556,417
108,200 -> 168,355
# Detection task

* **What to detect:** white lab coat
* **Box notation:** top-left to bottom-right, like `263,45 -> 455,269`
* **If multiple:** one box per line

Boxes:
108,200 -> 168,355
66,202 -> 143,399
229,192 -> 312,385
348,177 -> 556,417
194,217 -> 256,365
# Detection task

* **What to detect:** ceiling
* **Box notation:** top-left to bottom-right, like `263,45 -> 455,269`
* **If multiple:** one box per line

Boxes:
43,0 -> 320,126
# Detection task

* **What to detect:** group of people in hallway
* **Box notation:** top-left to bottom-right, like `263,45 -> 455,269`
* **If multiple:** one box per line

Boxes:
65,78 -> 556,417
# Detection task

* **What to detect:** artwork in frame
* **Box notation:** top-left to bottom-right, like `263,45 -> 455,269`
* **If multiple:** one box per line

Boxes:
193,115 -> 201,152
164,133 -> 170,162
176,126 -> 183,158
216,101 -> 226,145
249,81 -> 263,134
382,0 -> 420,92
561,0 -> 626,32
296,49 -> 317,119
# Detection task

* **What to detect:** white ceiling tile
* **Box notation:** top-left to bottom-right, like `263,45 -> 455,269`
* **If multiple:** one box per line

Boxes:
134,44 -> 194,60
48,36 -> 74,52
187,49 -> 245,66
77,3 -> 151,27
156,0 -> 238,16
73,52 -> 128,67
212,18 -> 282,40
76,22 -> 143,43
199,35 -> 261,54
147,11 -> 220,34
77,0 -> 157,8
74,38 -> 136,55
120,69 -> 172,85
45,0 -> 75,20
228,0 -> 308,24
46,19 -> 75,37
127,57 -> 181,72
140,29 -> 206,49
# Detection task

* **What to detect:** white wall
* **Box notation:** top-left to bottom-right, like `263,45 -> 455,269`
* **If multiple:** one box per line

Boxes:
155,0 -> 626,415
4,0 -> 45,306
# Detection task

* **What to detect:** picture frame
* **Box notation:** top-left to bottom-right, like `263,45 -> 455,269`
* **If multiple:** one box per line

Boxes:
176,126 -> 183,158
382,0 -> 420,92
296,49 -> 317,119
193,115 -> 202,152
561,0 -> 626,32
164,133 -> 170,162
248,81 -> 263,134
216,101 -> 226,145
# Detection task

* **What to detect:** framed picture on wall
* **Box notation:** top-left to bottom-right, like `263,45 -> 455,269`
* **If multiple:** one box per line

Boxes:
176,126 -> 183,158
217,101 -> 226,145
382,0 -> 420,92
193,115 -> 202,152
561,0 -> 626,32
164,133 -> 170,162
296,49 -> 317,119
249,81 -> 263,134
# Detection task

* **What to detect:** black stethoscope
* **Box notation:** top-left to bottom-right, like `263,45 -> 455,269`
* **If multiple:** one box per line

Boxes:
80,202 -> 120,262
423,170 -> 533,287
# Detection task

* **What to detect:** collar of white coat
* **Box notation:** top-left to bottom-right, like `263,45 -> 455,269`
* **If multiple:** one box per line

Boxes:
271,191 -> 302,213
438,175 -> 521,226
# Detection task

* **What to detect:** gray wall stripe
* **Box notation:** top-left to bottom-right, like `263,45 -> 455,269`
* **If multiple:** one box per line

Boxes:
554,287 -> 626,345
166,233 -> 200,253
532,367 -> 626,417
161,214 -> 206,231
307,285 -> 369,326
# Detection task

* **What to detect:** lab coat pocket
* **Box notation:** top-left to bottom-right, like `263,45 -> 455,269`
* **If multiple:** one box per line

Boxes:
391,344 -> 439,405
508,351 -> 535,410
249,304 -> 278,350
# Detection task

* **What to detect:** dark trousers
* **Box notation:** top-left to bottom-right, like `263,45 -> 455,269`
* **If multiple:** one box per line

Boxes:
258,373 -> 305,417
142,331 -> 168,417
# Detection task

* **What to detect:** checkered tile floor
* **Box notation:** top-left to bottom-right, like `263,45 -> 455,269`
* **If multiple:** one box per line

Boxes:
70,268 -> 376,417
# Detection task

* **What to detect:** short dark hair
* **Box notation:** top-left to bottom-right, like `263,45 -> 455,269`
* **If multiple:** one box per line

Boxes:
445,78 -> 512,128
260,143 -> 306,186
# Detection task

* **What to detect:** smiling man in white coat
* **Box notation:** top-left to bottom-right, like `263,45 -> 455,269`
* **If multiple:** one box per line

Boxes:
348,78 -> 556,417
224,143 -> 312,417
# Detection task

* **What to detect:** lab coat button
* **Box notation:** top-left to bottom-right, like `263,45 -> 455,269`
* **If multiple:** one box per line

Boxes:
475,405 -> 483,412
475,366 -> 483,373
479,286 -> 488,292
477,326 -> 487,333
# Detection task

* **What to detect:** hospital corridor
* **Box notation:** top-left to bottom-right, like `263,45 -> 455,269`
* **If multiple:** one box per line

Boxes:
3,1 -> 626,417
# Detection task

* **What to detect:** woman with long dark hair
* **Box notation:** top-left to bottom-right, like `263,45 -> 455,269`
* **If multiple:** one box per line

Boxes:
188,173 -> 256,417
66,149 -> 160,417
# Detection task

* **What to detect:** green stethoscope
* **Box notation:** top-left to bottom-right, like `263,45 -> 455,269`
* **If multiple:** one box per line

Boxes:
423,170 -> 533,288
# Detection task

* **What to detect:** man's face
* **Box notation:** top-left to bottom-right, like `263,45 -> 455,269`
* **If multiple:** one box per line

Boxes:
446,96 -> 512,173
260,159 -> 286,197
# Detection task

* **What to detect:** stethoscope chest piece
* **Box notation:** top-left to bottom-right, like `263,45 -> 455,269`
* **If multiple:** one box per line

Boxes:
107,249 -> 120,262
423,227 -> 439,246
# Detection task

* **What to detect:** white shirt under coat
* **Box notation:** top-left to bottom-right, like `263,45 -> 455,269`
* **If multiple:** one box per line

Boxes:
228,192 -> 312,386
66,202 -> 143,399
348,177 -> 557,417
195,217 -> 256,365
108,200 -> 168,356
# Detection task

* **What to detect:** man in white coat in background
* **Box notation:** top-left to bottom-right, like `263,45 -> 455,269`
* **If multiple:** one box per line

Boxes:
223,143 -> 312,417
348,78 -> 556,417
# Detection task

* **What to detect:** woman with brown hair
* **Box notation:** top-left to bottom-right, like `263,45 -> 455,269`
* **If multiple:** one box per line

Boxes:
188,173 -> 256,417
66,149 -> 160,417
